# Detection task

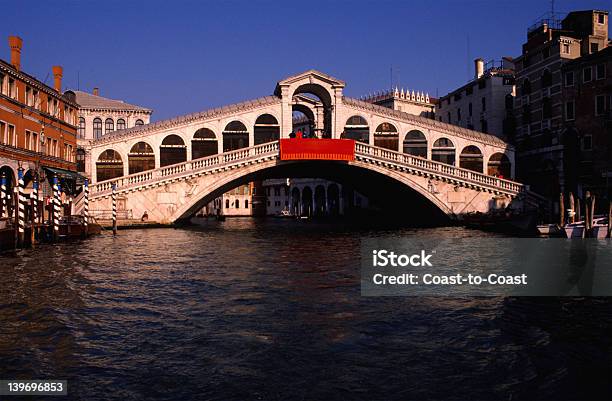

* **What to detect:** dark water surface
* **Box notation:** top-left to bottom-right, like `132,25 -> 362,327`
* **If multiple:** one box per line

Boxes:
0,218 -> 610,401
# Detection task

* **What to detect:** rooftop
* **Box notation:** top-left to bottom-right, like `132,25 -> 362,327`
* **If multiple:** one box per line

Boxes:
69,90 -> 152,113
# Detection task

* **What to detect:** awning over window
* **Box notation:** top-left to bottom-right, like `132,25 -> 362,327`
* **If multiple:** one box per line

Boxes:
43,167 -> 85,184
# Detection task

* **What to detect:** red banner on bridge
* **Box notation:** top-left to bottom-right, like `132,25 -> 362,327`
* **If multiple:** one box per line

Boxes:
280,133 -> 355,161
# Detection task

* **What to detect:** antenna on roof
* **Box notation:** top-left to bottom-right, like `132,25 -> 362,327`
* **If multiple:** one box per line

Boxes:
77,71 -> 80,91
551,0 -> 555,16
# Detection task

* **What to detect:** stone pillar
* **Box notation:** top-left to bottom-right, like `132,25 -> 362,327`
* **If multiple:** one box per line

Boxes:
280,87 -> 292,138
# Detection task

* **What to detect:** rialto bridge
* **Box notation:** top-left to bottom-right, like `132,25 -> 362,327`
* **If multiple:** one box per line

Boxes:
78,70 -> 532,224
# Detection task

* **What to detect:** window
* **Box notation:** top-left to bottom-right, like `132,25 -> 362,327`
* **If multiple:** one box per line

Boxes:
478,79 -> 486,89
541,69 -> 552,87
235,199 -> 239,209
7,124 -> 15,146
583,67 -> 592,83
245,200 -> 248,208
117,119 -> 126,130
582,135 -> 592,151
468,102 -> 473,116
454,93 -> 461,101
590,43 -> 599,54
25,86 -> 33,106
481,97 -> 486,112
562,43 -> 570,54
542,97 -> 552,119
33,90 -> 39,109
78,117 -> 86,138
596,95 -> 605,116
25,131 -> 30,150
31,133 -> 38,152
105,118 -> 114,133
135,119 -> 144,126
505,94 -> 513,110
447,112 -> 451,123
274,187 -> 280,196
457,108 -> 461,121
93,118 -> 103,138
0,73 -> 4,95
480,119 -> 488,133
565,71 -> 574,86
565,101 -> 575,121
466,86 -> 473,95
521,79 -> 531,95
225,199 -> 229,209
596,64 -> 605,80
0,121 -> 5,144
598,13 -> 605,24
76,148 -> 86,172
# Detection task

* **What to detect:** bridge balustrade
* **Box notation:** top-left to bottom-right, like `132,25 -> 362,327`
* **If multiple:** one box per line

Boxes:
89,140 -> 522,199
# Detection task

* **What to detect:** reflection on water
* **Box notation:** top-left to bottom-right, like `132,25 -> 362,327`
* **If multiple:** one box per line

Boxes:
0,218 -> 610,400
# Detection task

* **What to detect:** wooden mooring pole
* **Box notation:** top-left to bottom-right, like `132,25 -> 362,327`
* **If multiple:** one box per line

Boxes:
112,183 -> 117,236
568,192 -> 575,224
608,200 -> 611,238
559,192 -> 565,227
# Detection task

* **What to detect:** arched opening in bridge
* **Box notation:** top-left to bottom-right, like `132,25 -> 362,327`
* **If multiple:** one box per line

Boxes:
292,105 -> 315,137
403,130 -> 427,158
459,145 -> 483,173
301,186 -> 313,216
290,84 -> 333,138
342,115 -> 369,143
160,135 -> 187,167
314,185 -> 326,216
327,183 -> 340,216
129,142 -> 155,174
374,123 -> 398,151
432,138 -> 455,166
487,153 -> 511,178
254,114 -> 280,145
291,187 -> 300,215
192,128 -> 218,159
96,149 -> 123,182
223,121 -> 249,152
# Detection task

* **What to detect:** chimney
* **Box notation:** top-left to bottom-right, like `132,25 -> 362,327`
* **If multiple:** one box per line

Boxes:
474,58 -> 484,79
8,36 -> 23,71
52,66 -> 63,92
93,87 -> 99,96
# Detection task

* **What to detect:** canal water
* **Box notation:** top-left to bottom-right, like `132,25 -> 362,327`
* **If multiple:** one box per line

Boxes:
0,218 -> 610,401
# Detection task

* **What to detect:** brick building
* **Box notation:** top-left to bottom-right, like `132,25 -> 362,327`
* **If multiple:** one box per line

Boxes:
513,10 -> 609,205
561,45 -> 612,201
0,35 -> 79,204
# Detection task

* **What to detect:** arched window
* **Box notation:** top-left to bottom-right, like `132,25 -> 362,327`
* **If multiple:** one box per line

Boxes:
135,119 -> 144,126
160,134 -> 186,167
222,121 -> 249,152
192,128 -> 218,159
459,145 -> 483,173
116,118 -> 126,131
342,115 -> 369,143
128,142 -> 155,174
244,199 -> 249,208
254,114 -> 280,145
374,123 -> 398,151
235,199 -> 240,208
105,118 -> 114,134
96,149 -> 123,182
93,118 -> 102,139
78,117 -> 86,139
487,153 -> 511,178
432,138 -> 455,165
403,130 -> 427,158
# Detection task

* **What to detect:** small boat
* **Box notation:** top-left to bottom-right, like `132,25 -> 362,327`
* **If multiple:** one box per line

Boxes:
0,217 -> 15,251
274,210 -> 294,218
536,224 -> 563,236
564,216 -> 610,238
58,215 -> 102,238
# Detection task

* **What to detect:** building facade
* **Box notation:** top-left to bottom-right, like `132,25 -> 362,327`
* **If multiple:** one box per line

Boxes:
70,89 -> 152,177
436,58 -> 516,140
561,46 -> 612,201
0,35 -> 79,211
513,10 -> 609,204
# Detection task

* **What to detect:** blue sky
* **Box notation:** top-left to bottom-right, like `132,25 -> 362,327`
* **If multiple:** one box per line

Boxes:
3,0 -> 610,121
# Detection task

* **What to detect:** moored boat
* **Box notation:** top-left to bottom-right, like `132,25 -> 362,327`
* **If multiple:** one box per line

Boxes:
563,216 -> 609,238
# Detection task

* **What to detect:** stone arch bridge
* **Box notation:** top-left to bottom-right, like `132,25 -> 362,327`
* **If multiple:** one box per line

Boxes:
80,70 -> 530,224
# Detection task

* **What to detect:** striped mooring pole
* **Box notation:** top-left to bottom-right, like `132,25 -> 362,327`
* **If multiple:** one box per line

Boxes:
83,178 -> 89,229
52,176 -> 60,241
31,179 -> 38,245
112,183 -> 117,235
17,168 -> 25,247
0,172 -> 6,218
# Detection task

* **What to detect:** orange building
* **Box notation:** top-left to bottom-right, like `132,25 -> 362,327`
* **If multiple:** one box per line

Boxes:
0,35 -> 79,199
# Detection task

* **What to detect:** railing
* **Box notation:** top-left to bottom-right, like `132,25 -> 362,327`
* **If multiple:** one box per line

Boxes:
88,140 -> 524,200
90,141 -> 280,196
354,143 -> 524,194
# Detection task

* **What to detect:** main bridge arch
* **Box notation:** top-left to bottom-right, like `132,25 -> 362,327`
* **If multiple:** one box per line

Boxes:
169,159 -> 455,223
